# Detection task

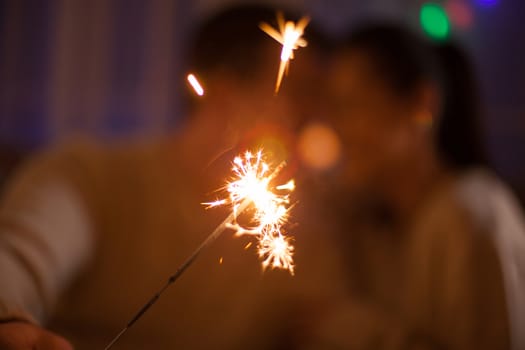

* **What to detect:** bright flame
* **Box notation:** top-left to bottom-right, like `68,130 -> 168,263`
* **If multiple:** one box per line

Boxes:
187,73 -> 204,96
204,150 -> 295,274
260,12 -> 309,93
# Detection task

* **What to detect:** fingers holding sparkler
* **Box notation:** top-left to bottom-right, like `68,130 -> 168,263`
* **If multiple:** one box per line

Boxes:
260,12 -> 310,93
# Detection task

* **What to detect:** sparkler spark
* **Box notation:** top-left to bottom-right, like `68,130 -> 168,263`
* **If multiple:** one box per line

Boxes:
187,73 -> 204,96
207,150 -> 295,274
260,12 -> 309,93
259,233 -> 294,272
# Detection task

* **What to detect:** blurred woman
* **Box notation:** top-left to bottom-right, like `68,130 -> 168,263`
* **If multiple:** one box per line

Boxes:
311,24 -> 525,350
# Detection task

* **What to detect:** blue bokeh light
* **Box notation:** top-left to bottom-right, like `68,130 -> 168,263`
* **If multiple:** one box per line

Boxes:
476,0 -> 499,9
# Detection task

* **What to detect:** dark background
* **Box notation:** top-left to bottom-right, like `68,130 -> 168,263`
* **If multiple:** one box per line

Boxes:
0,0 -> 523,199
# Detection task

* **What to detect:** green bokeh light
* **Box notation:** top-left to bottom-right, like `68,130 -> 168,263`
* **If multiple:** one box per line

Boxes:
420,3 -> 450,40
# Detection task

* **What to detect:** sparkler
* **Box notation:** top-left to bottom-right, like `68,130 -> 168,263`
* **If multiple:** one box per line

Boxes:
260,12 -> 310,93
104,150 -> 295,350
205,149 -> 295,274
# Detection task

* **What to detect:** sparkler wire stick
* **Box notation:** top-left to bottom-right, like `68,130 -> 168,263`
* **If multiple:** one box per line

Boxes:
103,199 -> 250,350
104,155 -> 292,349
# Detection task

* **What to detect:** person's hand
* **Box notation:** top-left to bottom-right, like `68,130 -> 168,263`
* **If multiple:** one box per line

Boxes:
0,321 -> 72,350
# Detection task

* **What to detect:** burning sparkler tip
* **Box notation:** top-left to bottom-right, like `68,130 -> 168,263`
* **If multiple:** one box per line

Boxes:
207,149 -> 296,274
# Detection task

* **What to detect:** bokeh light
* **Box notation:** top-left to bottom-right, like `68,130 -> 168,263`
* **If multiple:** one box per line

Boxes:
420,3 -> 451,40
297,123 -> 341,171
445,0 -> 474,29
476,0 -> 499,8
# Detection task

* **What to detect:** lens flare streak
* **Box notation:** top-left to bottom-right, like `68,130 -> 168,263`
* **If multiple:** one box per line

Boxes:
260,12 -> 309,93
187,73 -> 204,96
204,150 -> 295,274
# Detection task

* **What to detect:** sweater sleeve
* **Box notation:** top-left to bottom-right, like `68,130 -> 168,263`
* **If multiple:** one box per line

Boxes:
429,208 -> 510,350
0,150 -> 95,324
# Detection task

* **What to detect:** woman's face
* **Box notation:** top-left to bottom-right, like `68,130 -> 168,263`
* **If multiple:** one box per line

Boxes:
328,51 -> 426,192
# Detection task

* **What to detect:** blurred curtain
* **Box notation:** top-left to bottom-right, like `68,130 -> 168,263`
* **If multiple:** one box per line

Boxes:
0,0 -> 192,150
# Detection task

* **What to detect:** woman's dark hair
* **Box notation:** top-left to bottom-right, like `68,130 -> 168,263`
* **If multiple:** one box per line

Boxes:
434,42 -> 489,170
340,23 -> 489,170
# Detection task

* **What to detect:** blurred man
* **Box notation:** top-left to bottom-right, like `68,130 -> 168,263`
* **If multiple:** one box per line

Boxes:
0,5 -> 310,349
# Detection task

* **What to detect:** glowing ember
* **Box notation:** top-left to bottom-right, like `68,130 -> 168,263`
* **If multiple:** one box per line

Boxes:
187,73 -> 204,96
204,150 -> 295,274
260,12 -> 309,93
